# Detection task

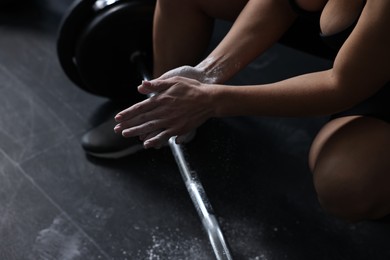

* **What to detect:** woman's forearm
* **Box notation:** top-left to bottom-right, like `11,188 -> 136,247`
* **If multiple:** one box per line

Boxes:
198,0 -> 297,84
209,69 -> 360,118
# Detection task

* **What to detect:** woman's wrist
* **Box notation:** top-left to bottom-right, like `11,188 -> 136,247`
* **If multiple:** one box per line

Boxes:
195,57 -> 221,84
202,83 -> 225,118
196,56 -> 241,84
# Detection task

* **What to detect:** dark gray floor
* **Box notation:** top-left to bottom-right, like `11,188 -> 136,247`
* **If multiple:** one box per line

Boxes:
1,1 -> 390,260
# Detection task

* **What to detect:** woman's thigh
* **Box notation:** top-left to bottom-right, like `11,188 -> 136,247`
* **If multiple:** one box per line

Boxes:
158,0 -> 249,22
309,116 -> 390,220
196,0 -> 249,21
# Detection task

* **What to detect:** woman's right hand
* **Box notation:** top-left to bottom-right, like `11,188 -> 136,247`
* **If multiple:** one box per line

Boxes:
115,77 -> 214,149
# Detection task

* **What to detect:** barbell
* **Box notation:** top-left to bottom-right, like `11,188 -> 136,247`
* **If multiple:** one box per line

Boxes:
57,0 -> 155,101
57,1 -> 234,259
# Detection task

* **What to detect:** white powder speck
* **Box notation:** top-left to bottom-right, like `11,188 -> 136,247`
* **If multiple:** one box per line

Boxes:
139,226 -> 211,260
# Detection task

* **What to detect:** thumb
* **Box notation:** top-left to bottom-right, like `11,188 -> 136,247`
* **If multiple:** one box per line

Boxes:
137,80 -> 154,94
138,80 -> 171,95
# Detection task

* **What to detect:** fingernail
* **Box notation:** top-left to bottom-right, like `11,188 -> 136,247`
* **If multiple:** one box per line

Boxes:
142,80 -> 152,87
114,115 -> 122,122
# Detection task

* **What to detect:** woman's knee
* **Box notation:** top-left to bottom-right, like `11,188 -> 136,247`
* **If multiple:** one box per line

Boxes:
309,116 -> 390,221
313,167 -> 382,222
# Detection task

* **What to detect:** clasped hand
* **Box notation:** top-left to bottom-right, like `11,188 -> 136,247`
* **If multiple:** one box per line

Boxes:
114,76 -> 213,149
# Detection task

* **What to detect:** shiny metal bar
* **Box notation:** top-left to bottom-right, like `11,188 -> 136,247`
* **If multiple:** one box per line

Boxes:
131,51 -> 233,259
168,138 -> 233,260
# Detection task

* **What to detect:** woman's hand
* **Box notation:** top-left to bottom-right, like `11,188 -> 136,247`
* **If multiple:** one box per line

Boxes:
157,61 -> 220,84
158,65 -> 206,81
114,77 -> 214,149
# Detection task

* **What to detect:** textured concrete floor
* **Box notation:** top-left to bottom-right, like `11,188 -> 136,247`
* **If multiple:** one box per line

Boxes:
0,1 -> 389,259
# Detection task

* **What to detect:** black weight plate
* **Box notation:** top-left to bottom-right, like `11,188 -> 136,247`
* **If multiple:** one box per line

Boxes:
57,0 -> 97,92
75,0 -> 155,101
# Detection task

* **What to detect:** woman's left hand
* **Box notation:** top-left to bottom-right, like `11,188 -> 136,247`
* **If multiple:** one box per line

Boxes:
114,76 -> 214,149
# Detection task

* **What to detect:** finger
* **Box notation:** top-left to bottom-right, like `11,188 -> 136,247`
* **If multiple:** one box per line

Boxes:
114,116 -> 142,133
143,130 -> 172,149
121,120 -> 163,138
114,103 -> 169,134
137,79 -> 175,95
137,80 -> 154,95
142,130 -> 162,142
115,98 -> 157,122
114,112 -> 149,133
139,129 -> 163,141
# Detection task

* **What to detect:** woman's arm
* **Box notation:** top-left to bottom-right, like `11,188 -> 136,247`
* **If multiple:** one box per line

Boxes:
115,0 -> 390,148
188,0 -> 297,84
211,0 -> 390,117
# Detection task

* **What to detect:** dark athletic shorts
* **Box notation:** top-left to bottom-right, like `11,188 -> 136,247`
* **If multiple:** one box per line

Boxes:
331,83 -> 390,123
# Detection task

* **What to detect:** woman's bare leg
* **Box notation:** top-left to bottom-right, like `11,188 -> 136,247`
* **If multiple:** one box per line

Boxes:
153,0 -> 248,77
309,116 -> 390,221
